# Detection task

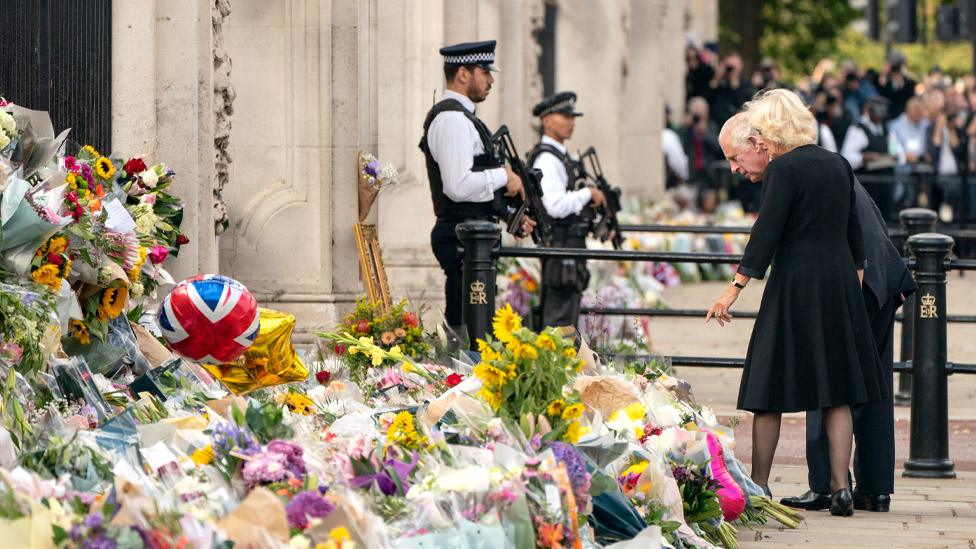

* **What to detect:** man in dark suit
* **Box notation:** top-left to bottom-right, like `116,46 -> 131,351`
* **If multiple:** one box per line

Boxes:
719,112 -> 918,512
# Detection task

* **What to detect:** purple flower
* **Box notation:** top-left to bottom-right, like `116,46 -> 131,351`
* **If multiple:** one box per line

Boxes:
81,535 -> 117,549
81,163 -> 94,184
69,525 -> 82,541
210,422 -> 259,459
671,464 -> 691,484
267,439 -> 306,477
83,513 -> 103,530
364,160 -> 379,177
551,442 -> 592,511
242,450 -> 289,488
285,491 -> 335,530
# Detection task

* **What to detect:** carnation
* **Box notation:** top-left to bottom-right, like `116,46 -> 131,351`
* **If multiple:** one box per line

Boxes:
242,450 -> 289,488
285,490 -> 335,530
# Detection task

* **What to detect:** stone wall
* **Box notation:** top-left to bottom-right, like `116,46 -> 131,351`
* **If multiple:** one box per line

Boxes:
112,0 -> 716,340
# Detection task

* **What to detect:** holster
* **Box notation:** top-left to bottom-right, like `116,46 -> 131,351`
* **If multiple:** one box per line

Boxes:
542,222 -> 590,292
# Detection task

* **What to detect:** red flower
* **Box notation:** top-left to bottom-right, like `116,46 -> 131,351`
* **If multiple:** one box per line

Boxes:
334,344 -> 347,355
315,370 -> 331,384
176,234 -> 190,245
354,320 -> 370,334
123,157 -> 147,175
445,373 -> 463,387
402,312 -> 419,328
47,253 -> 62,265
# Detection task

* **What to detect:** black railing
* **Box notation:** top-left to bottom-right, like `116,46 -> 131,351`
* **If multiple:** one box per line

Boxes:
457,207 -> 969,479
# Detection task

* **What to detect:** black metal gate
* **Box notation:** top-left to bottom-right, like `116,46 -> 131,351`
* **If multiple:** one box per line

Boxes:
0,0 -> 112,153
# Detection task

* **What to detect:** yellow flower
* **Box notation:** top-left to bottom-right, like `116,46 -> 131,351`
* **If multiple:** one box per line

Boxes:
66,172 -> 77,188
492,303 -> 521,343
564,421 -> 589,444
69,319 -> 91,345
46,235 -> 68,255
388,345 -> 405,361
473,362 -> 507,389
97,286 -> 128,321
477,387 -> 502,411
191,445 -> 215,466
285,392 -> 315,415
562,348 -> 577,359
546,399 -> 566,417
476,338 -> 501,362
622,460 -> 650,478
329,527 -> 351,542
535,333 -> 557,351
402,362 -> 415,374
31,264 -> 61,291
81,144 -> 101,158
513,343 -> 538,361
369,348 -> 385,366
94,156 -> 115,179
561,402 -> 585,421
624,402 -> 647,421
386,411 -> 426,450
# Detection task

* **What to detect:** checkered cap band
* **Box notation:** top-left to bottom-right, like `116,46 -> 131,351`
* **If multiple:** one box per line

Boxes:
444,52 -> 495,64
540,98 -> 575,116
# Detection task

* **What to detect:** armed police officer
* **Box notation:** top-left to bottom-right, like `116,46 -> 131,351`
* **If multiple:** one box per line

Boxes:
420,40 -> 534,340
527,92 -> 606,328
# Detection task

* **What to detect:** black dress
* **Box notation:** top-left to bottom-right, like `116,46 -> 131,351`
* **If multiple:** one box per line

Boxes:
736,144 -> 886,413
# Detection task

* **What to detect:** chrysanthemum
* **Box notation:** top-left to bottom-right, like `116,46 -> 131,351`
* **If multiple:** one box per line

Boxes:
94,156 -> 115,180
492,303 -> 521,343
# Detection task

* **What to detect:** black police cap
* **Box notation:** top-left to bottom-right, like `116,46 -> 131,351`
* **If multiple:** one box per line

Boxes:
439,40 -> 498,72
532,91 -> 583,118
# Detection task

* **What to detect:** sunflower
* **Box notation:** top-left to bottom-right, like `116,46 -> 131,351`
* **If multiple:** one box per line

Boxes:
31,264 -> 61,291
546,399 -> 566,417
97,286 -> 128,320
562,347 -> 577,359
491,303 -> 521,343
94,156 -> 116,179
561,402 -> 585,421
477,338 -> 501,362
473,361 -> 507,389
69,319 -> 91,345
46,235 -> 68,255
81,144 -> 101,158
535,333 -> 557,351
191,444 -> 215,466
564,420 -> 589,444
477,387 -> 502,411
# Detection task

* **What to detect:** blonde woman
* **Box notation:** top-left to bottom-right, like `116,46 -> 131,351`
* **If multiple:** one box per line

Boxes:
705,89 -> 885,516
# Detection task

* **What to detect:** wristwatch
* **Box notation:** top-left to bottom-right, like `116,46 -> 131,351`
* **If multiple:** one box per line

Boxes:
731,278 -> 746,289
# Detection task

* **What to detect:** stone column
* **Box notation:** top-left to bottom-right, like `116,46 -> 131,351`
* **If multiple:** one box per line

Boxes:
111,0 -> 157,158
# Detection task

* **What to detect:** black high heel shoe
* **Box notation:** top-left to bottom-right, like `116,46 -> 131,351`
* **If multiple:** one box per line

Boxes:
830,488 -> 854,516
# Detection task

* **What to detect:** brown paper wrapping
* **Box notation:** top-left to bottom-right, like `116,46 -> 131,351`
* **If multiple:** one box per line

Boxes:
574,376 -> 640,418
217,487 -> 290,547
130,321 -> 173,368
203,308 -> 308,394
206,395 -> 249,421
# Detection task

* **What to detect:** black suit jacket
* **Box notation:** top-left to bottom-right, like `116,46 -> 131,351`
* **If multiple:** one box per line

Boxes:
851,176 -> 918,310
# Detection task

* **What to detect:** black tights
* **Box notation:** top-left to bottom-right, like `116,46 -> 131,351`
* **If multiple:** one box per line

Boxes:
752,406 -> 853,493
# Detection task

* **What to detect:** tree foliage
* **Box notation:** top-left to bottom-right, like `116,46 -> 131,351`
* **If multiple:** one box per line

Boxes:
759,0 -> 861,80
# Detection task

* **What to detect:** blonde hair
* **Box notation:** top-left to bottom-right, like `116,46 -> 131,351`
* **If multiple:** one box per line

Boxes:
745,89 -> 818,153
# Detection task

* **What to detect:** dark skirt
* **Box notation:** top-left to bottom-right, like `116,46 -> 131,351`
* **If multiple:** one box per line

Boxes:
737,253 -> 887,413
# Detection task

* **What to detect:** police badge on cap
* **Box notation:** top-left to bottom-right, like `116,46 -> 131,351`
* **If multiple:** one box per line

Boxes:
439,40 -> 499,72
532,91 -> 584,118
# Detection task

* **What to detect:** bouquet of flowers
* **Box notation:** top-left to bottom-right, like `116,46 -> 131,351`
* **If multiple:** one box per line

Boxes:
321,298 -> 431,390
357,152 -> 397,222
474,304 -> 588,444
496,258 -> 540,321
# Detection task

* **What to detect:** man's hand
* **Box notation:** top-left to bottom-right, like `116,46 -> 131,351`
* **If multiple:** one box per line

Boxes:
588,186 -> 607,207
518,216 -> 536,238
504,166 -> 525,200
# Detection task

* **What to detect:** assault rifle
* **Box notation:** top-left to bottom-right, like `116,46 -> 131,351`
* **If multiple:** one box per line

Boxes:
490,125 -> 554,246
578,146 -> 623,249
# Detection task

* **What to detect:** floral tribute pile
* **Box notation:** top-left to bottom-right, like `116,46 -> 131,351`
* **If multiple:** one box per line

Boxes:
0,102 -> 802,548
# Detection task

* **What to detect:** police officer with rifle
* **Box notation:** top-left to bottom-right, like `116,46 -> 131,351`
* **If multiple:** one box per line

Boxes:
578,146 -> 623,249
419,40 -> 535,342
527,91 -> 608,328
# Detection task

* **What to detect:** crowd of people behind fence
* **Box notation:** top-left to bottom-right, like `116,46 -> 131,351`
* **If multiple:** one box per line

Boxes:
665,43 -> 976,224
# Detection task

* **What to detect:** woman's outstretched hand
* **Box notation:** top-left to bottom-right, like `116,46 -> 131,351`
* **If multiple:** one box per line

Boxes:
706,286 -> 740,327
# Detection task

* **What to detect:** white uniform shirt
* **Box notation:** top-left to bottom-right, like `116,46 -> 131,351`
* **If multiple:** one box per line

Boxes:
661,127 -> 689,180
840,115 -> 906,170
532,134 -> 592,219
426,90 -> 507,203
817,122 -> 838,153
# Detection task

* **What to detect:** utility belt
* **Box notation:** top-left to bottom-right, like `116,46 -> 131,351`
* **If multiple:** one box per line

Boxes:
543,219 -> 590,291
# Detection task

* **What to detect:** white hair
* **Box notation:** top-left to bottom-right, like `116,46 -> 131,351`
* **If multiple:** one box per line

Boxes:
719,112 -> 752,150
745,89 -> 817,152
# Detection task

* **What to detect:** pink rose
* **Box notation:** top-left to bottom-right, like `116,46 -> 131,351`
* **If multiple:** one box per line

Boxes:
148,244 -> 169,264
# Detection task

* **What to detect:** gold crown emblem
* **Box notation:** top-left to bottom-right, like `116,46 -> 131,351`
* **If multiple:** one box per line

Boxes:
471,280 -> 485,292
921,294 -> 936,306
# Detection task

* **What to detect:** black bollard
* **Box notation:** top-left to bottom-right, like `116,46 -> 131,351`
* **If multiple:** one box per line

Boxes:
457,221 -> 501,351
896,208 -> 938,406
903,233 -> 955,479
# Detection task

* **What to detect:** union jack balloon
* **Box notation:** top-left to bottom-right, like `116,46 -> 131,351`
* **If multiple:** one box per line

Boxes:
158,274 -> 260,364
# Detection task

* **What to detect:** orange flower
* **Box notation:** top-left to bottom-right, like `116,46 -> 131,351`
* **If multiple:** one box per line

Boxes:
380,331 -> 396,345
536,522 -> 564,548
95,184 -> 104,197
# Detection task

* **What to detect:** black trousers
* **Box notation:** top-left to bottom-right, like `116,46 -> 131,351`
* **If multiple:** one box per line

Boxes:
806,294 -> 897,495
540,225 -> 588,328
430,220 -> 464,327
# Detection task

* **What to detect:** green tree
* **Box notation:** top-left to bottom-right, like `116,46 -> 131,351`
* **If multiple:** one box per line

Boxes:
759,0 -> 861,81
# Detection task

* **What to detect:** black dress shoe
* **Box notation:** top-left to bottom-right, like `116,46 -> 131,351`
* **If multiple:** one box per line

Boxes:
780,490 -> 831,510
830,488 -> 854,517
853,491 -> 891,512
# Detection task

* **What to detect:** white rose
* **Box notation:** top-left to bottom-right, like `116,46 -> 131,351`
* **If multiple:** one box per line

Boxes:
0,110 -> 15,134
140,168 -> 159,189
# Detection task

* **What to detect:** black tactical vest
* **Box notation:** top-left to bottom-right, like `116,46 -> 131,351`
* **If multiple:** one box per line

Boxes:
854,121 -> 891,174
419,99 -> 503,221
527,141 -> 586,227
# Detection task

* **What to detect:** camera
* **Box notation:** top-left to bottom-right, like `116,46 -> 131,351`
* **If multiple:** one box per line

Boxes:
692,113 -> 702,125
826,94 -> 837,106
